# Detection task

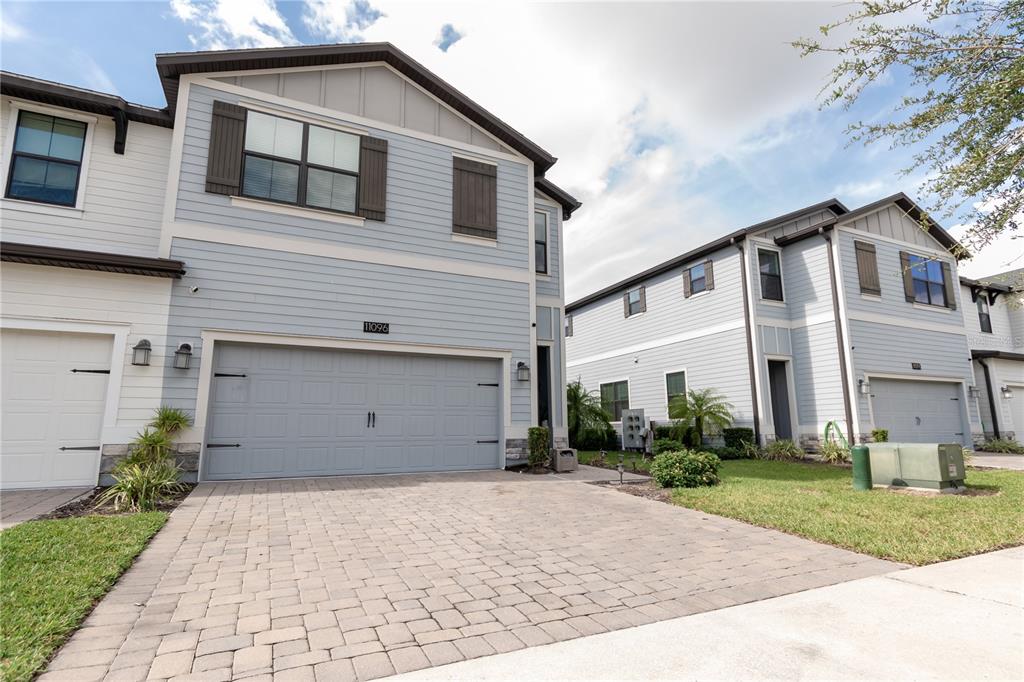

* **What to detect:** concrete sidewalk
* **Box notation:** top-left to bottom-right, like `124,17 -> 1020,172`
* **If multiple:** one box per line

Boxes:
396,547 -> 1023,680
971,453 -> 1024,471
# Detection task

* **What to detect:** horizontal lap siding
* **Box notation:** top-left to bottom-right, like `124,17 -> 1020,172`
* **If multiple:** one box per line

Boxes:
779,239 -> 833,319
962,284 -> 1019,353
536,201 -> 560,298
789,322 -> 845,430
176,86 -> 529,270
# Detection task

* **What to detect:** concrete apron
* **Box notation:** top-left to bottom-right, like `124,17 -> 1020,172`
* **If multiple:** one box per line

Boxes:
396,547 -> 1024,680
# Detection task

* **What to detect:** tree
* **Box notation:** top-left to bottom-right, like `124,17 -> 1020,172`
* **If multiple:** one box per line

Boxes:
793,0 -> 1024,264
566,379 -> 612,447
668,388 -> 734,446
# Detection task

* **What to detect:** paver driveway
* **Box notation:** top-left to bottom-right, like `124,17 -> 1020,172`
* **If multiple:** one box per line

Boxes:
42,471 -> 897,681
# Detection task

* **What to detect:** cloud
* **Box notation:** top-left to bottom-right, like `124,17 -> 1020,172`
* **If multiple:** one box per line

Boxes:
832,179 -> 886,200
75,53 -> 119,94
303,0 -> 383,42
433,23 -> 463,52
170,0 -> 296,49
1,17 -> 29,42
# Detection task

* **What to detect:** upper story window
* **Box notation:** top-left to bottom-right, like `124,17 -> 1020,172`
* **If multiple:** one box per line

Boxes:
758,249 -> 783,301
683,260 -> 714,298
908,254 -> 946,307
977,294 -> 992,333
565,314 -> 573,338
600,380 -> 630,421
535,211 -> 548,274
241,111 -> 360,214
623,286 -> 646,317
6,111 -> 87,207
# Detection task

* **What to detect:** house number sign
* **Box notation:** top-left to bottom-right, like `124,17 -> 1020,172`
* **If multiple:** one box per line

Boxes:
363,321 -> 390,334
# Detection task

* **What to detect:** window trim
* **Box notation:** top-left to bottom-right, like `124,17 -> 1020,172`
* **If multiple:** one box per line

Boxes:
535,209 -> 549,275
625,286 -> 644,317
907,253 -> 947,308
977,295 -> 993,334
686,262 -> 707,296
599,378 -> 631,422
564,314 -> 573,338
1,100 -> 95,212
664,368 -> 687,416
757,247 -> 784,302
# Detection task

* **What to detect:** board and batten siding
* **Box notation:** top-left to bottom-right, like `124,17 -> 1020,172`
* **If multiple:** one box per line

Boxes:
535,199 -> 561,297
753,208 -> 840,242
162,238 -> 532,424
842,204 -> 938,250
175,85 -> 530,270
0,99 -> 172,258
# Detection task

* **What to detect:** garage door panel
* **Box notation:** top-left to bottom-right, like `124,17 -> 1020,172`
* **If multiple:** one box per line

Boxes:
406,415 -> 435,437
409,356 -> 439,377
301,381 -> 333,404
336,413 -> 368,438
213,378 -> 249,403
209,413 -> 247,439
409,384 -> 436,406
374,414 -> 403,437
871,379 -> 966,444
297,446 -> 329,472
258,347 -> 293,370
57,412 -> 105,440
53,451 -> 98,483
300,413 -> 332,438
333,446 -> 366,470
250,447 -> 285,473
251,414 -> 288,438
336,382 -> 368,405
302,350 -> 335,372
377,383 -> 406,406
254,380 -> 289,404
376,445 -> 405,469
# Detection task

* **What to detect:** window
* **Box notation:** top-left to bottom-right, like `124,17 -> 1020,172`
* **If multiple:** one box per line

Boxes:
241,111 -> 360,214
666,371 -> 687,411
758,249 -> 783,301
624,286 -> 645,317
908,254 -> 946,307
535,211 -> 548,274
565,314 -> 573,338
6,110 -> 87,206
977,295 -> 992,333
600,380 -> 629,421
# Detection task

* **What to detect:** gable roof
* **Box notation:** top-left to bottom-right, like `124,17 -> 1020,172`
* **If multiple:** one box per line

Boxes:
836,192 -> 966,256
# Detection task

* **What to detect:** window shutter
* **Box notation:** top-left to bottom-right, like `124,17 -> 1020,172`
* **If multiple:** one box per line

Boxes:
452,157 -> 497,239
565,315 -> 573,338
941,261 -> 957,309
639,285 -> 647,313
205,101 -> 247,195
854,241 -> 881,295
899,251 -> 915,302
623,292 -> 630,318
682,268 -> 692,298
357,137 -> 388,221
704,260 -> 714,291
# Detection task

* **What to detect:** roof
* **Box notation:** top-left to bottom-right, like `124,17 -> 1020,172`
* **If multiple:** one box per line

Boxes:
835,192 -> 966,258
971,350 -> 1024,363
1,242 -> 186,278
960,275 -> 1014,292
536,177 -> 582,219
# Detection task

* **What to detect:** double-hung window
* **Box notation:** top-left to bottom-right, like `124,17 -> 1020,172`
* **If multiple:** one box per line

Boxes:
624,286 -> 645,317
908,254 -> 946,307
977,295 -> 992,333
665,371 -> 687,411
758,249 -> 783,301
535,211 -> 548,274
241,111 -> 360,214
600,380 -> 630,421
6,110 -> 87,206
687,263 -> 706,295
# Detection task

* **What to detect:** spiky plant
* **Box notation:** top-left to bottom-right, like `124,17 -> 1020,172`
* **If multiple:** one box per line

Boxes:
149,406 -> 193,436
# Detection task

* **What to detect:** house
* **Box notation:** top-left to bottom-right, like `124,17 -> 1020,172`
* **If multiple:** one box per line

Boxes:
565,194 -> 986,450
0,43 -> 579,489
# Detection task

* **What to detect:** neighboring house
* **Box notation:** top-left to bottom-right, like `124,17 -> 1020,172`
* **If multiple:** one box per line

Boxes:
0,43 -> 579,489
961,271 -> 1024,441
566,194 -> 984,450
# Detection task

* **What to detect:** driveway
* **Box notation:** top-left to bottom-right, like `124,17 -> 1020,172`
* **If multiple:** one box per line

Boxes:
42,471 -> 896,681
0,487 -> 92,529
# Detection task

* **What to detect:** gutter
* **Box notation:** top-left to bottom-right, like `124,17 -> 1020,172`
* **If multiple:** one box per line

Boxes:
735,238 -> 761,443
977,358 -> 1001,439
823,231 -> 855,442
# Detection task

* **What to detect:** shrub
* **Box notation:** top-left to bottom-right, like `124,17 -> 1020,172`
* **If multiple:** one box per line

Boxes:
575,423 -> 617,451
706,446 -> 745,460
654,425 -> 674,440
150,406 -> 193,436
980,438 -> 1024,454
819,440 -> 850,464
125,427 -> 173,465
650,450 -> 721,488
760,439 -> 804,461
653,438 -> 683,455
871,428 -> 889,443
723,427 -> 755,450
527,426 -> 550,469
94,460 -> 185,512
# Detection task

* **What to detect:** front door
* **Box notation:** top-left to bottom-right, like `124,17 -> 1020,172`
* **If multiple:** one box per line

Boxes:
768,360 -> 793,441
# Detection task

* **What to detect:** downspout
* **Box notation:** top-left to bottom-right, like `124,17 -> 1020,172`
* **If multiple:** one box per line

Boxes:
977,358 -> 1001,439
734,238 -> 761,443
823,231 -> 855,441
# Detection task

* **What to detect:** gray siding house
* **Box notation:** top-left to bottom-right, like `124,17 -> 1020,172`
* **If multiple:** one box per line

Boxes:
0,43 -> 579,488
566,194 -> 987,449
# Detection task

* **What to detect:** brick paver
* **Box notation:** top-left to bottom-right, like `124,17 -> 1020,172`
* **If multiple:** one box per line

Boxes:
42,471 -> 898,681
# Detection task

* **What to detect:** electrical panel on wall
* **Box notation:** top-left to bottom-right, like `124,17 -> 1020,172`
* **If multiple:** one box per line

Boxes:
621,409 -> 647,450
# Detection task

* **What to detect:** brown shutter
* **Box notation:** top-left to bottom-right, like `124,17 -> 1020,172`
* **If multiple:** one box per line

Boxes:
452,157 -> 497,239
205,101 -> 247,195
623,292 -> 630,317
682,268 -> 692,298
704,260 -> 714,291
899,251 -> 915,302
941,261 -> 957,309
854,241 -> 881,295
565,315 -> 573,338
357,137 -> 388,221
639,285 -> 647,313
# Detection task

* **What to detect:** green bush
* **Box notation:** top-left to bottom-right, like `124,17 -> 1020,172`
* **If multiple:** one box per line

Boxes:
94,460 -> 185,512
980,438 -> 1024,454
723,427 -> 755,450
576,423 -> 619,451
654,425 -> 674,440
652,438 -> 683,455
150,406 -> 193,436
760,439 -> 804,461
650,450 -> 721,488
706,446 -> 745,460
819,440 -> 850,464
125,427 -> 172,465
527,426 -> 550,468
871,428 -> 889,443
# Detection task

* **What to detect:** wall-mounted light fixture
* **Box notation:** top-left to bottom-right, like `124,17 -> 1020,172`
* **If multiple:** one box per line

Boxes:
516,361 -> 530,381
968,385 -> 981,399
858,378 -> 871,395
174,343 -> 193,370
1001,385 -> 1014,399
131,339 -> 152,366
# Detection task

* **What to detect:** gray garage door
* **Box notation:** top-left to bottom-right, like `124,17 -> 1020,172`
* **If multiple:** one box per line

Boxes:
870,378 -> 967,444
203,343 -> 502,480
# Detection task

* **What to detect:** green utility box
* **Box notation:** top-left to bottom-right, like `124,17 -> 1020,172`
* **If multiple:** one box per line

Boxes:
867,443 -> 966,491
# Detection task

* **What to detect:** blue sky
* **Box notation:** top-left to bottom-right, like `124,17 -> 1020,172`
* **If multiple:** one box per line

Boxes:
1,1 -> 1012,298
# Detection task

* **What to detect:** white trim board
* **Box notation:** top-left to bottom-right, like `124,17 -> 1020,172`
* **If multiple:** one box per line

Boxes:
847,309 -> 970,336
566,319 -> 745,368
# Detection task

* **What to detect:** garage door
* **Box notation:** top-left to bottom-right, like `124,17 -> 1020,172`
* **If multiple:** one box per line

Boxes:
1,329 -> 111,489
203,343 -> 502,480
870,378 -> 967,444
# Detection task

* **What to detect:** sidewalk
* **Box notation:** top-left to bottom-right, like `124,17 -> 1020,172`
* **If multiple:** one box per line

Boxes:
971,453 -> 1024,471
395,547 -> 1023,680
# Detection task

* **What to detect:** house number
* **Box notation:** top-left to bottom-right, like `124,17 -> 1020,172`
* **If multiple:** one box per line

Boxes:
363,321 -> 390,334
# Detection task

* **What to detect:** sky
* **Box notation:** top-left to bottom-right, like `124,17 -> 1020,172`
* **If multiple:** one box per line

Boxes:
1,0 -> 1018,300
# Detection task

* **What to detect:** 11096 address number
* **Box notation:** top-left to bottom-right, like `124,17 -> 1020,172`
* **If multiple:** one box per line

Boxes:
363,321 -> 390,334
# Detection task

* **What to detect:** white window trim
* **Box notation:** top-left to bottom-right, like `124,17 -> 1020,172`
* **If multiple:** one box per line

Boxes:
535,208 -> 551,277
1,98 -> 96,213
451,232 -> 498,248
763,354 -> 799,443
912,302 -> 953,314
230,195 -> 366,227
663,367 -> 687,417
755,246 -> 785,303
239,100 -> 369,137
625,287 -> 644,318
599,377 -> 631,424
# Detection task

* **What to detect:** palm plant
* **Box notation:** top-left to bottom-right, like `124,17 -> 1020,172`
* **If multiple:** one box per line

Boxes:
149,406 -> 193,436
566,380 -> 612,448
668,388 -> 734,446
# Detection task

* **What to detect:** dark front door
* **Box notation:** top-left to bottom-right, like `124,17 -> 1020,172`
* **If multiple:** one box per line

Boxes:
537,346 -> 551,432
768,360 -> 792,440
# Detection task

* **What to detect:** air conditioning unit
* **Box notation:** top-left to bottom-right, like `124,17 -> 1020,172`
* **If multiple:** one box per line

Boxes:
867,443 -> 966,492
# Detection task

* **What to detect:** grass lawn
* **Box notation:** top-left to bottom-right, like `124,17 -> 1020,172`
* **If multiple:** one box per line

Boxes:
671,460 -> 1024,566
578,450 -> 652,473
0,513 -> 167,682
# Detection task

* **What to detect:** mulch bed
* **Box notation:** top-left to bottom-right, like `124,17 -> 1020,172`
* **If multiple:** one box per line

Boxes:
596,479 -> 673,503
41,485 -> 195,520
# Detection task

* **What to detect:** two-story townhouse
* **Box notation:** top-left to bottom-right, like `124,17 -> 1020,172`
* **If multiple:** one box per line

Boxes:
0,43 -> 579,489
566,193 -> 981,450
961,271 -> 1024,440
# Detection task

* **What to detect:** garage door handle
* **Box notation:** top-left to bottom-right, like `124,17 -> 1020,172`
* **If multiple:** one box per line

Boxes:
59,446 -> 100,451
367,411 -> 371,428
206,443 -> 241,448
477,440 -> 499,444
71,369 -> 111,374
372,411 -> 376,428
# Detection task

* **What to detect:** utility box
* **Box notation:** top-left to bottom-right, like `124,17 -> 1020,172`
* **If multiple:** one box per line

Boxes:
867,443 -> 966,491
551,449 -> 578,472
620,409 -> 646,450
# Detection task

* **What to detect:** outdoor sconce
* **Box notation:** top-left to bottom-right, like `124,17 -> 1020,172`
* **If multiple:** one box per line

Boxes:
516,361 -> 530,381
968,385 -> 981,399
131,339 -> 152,366
858,378 -> 871,395
1001,386 -> 1014,399
174,343 -> 193,370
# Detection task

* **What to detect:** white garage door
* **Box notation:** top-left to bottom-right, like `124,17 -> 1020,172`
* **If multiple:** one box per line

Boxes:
870,378 -> 967,444
1,329 -> 111,489
203,343 -> 502,480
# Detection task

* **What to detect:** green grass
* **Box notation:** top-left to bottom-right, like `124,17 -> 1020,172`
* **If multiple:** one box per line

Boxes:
0,513 -> 167,682
670,460 -> 1024,565
577,450 -> 652,473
